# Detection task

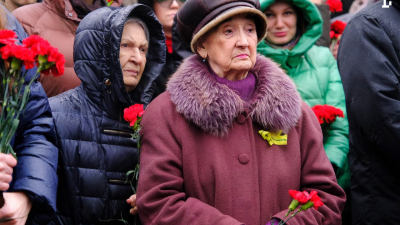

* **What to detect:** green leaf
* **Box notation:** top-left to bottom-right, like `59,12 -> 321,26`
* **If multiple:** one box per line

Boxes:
125,170 -> 135,184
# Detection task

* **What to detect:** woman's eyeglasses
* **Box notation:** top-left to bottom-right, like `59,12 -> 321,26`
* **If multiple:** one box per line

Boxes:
155,0 -> 185,8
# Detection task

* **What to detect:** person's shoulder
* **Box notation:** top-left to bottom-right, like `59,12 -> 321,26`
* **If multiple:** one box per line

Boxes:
143,91 -> 184,126
349,2 -> 400,29
146,92 -> 175,114
355,1 -> 396,17
12,3 -> 49,29
344,2 -> 400,48
49,87 -> 83,114
12,2 -> 47,15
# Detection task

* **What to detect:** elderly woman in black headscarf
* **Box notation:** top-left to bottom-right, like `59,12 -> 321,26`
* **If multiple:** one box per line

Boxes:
136,0 -> 345,224
49,5 -> 165,224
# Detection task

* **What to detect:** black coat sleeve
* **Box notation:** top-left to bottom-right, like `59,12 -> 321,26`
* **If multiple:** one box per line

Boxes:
337,14 -> 400,166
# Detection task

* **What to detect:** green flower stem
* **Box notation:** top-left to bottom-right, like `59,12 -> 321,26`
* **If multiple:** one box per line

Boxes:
300,201 -> 314,211
279,210 -> 301,225
0,65 -> 41,157
0,75 -> 11,154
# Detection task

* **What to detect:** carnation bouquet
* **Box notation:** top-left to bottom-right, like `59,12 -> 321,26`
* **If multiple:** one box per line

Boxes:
311,104 -> 344,126
0,30 -> 65,207
271,190 -> 324,225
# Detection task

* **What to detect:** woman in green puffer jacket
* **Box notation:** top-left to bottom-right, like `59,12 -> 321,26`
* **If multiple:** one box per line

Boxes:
257,0 -> 350,190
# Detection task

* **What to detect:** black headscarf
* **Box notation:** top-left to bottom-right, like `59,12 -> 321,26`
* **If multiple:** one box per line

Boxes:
69,0 -> 107,19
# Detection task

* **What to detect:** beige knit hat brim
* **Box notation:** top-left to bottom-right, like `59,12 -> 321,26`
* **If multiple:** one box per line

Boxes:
190,7 -> 268,53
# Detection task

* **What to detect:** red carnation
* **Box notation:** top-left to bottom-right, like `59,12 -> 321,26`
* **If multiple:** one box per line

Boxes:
289,190 -> 313,204
0,43 -> 36,70
311,105 -> 345,125
23,35 -> 51,56
330,21 -> 347,40
331,20 -> 347,35
22,35 -> 65,76
0,30 -> 17,46
22,35 -> 50,48
310,191 -> 324,210
44,46 -> 66,76
326,0 -> 343,13
53,51 -> 66,76
124,104 -> 145,127
285,190 -> 324,223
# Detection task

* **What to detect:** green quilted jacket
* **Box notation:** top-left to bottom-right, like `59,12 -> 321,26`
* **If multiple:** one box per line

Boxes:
257,0 -> 350,189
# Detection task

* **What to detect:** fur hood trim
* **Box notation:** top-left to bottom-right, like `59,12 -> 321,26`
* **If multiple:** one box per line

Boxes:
167,54 -> 302,136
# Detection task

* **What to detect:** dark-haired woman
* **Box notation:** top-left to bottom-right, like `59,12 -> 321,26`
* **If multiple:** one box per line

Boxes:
138,0 -> 184,99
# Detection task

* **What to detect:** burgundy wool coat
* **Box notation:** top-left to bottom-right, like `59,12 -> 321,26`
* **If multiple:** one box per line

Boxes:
137,55 -> 346,225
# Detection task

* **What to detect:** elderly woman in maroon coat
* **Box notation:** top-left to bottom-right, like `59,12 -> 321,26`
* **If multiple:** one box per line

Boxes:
136,0 -> 346,224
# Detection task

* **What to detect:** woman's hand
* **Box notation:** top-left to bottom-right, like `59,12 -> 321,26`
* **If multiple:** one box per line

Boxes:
265,218 -> 280,225
0,192 -> 32,225
0,154 -> 17,191
332,42 -> 339,60
126,194 -> 138,215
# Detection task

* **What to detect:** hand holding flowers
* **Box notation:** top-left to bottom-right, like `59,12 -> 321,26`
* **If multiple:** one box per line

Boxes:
0,30 -> 65,208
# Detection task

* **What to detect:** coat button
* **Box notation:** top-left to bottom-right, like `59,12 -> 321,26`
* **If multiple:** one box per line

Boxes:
105,79 -> 111,86
68,13 -> 73,17
238,154 -> 249,164
235,111 -> 248,125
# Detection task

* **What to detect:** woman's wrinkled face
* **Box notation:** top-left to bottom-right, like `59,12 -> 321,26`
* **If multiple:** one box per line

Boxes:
197,14 -> 258,81
264,1 -> 297,45
153,0 -> 182,36
120,22 -> 148,93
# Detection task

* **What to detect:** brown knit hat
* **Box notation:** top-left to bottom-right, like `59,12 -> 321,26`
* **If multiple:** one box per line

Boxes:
177,0 -> 268,53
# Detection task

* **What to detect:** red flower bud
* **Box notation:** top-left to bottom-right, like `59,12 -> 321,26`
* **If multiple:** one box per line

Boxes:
326,0 -> 343,13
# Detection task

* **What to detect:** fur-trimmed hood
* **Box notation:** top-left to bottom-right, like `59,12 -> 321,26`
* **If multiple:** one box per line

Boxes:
167,54 -> 302,136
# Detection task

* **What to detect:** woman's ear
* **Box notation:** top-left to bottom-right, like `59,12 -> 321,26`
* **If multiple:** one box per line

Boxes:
196,41 -> 207,59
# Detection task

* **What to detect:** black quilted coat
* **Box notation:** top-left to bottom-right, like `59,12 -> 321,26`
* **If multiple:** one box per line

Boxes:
338,1 -> 400,224
49,5 -> 165,225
